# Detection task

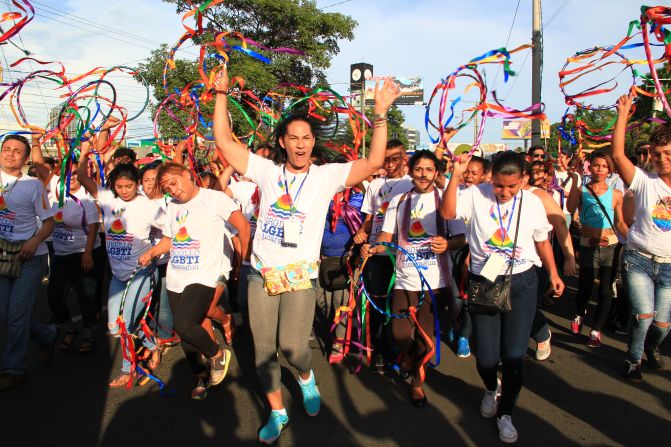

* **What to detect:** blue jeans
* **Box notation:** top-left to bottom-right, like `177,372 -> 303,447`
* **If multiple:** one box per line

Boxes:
471,267 -> 538,416
622,248 -> 671,362
0,254 -> 55,374
108,268 -> 158,373
154,264 -> 174,340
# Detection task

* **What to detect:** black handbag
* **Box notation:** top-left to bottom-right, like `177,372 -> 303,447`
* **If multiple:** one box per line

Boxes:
468,193 -> 523,315
0,238 -> 25,278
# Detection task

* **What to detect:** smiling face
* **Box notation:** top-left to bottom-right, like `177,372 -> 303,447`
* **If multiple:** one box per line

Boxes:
463,160 -> 485,187
410,157 -> 438,193
492,172 -> 523,203
531,165 -> 547,187
651,144 -> 671,176
1,139 -> 29,175
160,170 -> 196,203
279,120 -> 315,172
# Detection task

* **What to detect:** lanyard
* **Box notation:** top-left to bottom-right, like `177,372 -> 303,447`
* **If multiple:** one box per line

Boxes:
495,195 -> 517,251
282,166 -> 309,214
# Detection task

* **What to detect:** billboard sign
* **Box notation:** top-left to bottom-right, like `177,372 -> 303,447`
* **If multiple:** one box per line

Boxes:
502,119 -> 550,140
363,76 -> 424,105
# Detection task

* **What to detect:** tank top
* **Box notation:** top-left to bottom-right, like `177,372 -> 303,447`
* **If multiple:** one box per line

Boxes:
580,185 -> 614,229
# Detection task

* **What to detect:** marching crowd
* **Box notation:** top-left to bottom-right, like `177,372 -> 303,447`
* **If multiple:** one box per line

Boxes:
1,65 -> 669,444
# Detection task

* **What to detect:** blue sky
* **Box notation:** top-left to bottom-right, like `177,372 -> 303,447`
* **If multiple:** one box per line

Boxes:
0,0 -> 651,149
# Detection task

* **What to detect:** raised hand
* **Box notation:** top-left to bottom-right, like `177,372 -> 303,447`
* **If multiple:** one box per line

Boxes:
452,154 -> 472,178
101,116 -> 120,131
213,65 -> 229,94
373,79 -> 401,114
615,94 -> 633,118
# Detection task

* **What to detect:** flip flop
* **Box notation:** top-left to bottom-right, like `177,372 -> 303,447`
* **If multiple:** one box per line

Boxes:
59,330 -> 78,352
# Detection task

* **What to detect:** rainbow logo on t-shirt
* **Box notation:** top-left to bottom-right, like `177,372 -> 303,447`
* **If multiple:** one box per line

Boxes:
376,201 -> 390,218
0,195 -> 16,220
652,197 -> 671,232
106,218 -> 133,243
408,220 -> 430,243
267,194 -> 306,221
172,226 -> 200,249
54,211 -> 66,227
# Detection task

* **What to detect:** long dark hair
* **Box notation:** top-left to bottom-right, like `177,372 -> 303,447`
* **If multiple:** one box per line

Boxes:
107,163 -> 140,197
271,114 -> 318,166
492,151 -> 524,176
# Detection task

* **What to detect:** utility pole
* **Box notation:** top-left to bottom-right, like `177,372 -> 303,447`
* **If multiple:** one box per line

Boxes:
531,0 -> 542,147
361,79 -> 366,157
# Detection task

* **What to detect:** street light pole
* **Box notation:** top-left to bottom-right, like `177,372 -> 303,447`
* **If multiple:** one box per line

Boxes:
531,0 -> 542,147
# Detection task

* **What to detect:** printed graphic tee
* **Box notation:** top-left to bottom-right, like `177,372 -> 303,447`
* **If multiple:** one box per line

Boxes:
163,188 -> 239,293
361,176 -> 413,247
382,189 -> 447,290
0,172 -> 53,256
245,153 -> 352,276
96,187 -> 163,281
456,184 -> 552,276
626,167 -> 671,256
50,185 -> 101,256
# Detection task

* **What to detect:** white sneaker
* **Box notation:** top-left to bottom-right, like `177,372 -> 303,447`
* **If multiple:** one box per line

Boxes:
536,332 -> 552,361
497,415 -> 518,443
480,378 -> 501,418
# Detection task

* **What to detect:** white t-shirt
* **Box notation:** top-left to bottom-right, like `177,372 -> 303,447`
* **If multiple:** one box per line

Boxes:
51,185 -> 101,256
381,189 -> 448,291
0,172 -> 53,256
456,184 -> 552,276
148,196 -> 170,265
244,154 -> 352,275
96,187 -> 163,281
229,179 -> 259,239
163,188 -> 239,293
361,176 -> 413,245
626,168 -> 671,257
555,170 -> 581,214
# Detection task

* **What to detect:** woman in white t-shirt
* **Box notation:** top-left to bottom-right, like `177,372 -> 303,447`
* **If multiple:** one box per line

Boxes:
442,151 -> 564,444
612,94 -> 671,382
363,150 -> 450,408
46,162 -> 103,354
141,162 -> 250,400
213,66 -> 400,444
77,143 -> 163,388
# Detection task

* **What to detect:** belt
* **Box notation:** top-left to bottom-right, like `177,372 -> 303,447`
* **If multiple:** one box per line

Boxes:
580,235 -> 619,247
630,249 -> 671,264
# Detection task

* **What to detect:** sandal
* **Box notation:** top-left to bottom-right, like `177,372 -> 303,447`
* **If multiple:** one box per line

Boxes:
59,330 -> 78,351
222,314 -> 237,346
109,373 -> 133,389
77,337 -> 97,354
328,344 -> 345,364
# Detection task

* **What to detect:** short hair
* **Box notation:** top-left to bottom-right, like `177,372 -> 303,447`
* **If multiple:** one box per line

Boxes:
527,145 -> 545,156
468,156 -> 487,172
650,123 -> 671,150
272,114 -> 317,166
140,159 -> 163,178
2,134 -> 30,158
255,143 -> 276,159
157,161 -> 190,183
43,156 -> 57,168
386,139 -> 405,151
112,147 -> 137,162
492,151 -> 524,176
408,150 -> 438,171
589,150 -> 614,173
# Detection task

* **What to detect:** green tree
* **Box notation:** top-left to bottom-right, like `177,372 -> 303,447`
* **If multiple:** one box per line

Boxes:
135,0 -> 357,141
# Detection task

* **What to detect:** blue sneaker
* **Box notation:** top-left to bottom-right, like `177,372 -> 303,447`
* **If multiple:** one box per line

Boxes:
259,410 -> 289,445
298,370 -> 321,416
457,337 -> 471,358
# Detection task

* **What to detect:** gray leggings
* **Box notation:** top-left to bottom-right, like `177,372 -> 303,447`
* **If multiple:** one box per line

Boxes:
248,271 -> 317,393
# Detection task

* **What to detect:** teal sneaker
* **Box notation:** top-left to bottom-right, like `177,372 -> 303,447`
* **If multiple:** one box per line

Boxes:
457,337 -> 471,358
259,410 -> 289,445
298,371 -> 321,416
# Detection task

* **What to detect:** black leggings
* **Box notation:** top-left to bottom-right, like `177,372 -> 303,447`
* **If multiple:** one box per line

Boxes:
47,247 -> 104,329
169,284 -> 219,376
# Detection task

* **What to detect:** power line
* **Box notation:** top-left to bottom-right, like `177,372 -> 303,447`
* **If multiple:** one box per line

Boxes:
320,0 -> 353,10
492,0 -> 522,89
544,0 -> 570,29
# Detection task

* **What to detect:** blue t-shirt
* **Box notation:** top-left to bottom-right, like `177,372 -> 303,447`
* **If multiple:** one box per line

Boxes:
321,192 -> 364,257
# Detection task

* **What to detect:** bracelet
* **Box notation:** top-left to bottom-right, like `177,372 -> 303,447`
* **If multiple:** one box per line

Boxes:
374,119 -> 387,128
373,113 -> 386,120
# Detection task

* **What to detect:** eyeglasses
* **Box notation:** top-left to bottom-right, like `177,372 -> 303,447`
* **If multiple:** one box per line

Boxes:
532,153 -> 545,159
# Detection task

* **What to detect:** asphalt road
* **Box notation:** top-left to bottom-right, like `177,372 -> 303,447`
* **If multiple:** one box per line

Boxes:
1,280 -> 669,447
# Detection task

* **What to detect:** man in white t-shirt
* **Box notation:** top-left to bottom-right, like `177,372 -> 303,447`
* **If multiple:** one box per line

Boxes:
0,135 -> 56,391
352,139 -> 413,371
213,66 -> 401,445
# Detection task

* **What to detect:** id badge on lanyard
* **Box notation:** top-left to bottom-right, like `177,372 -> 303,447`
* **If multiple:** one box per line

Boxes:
281,167 -> 308,248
